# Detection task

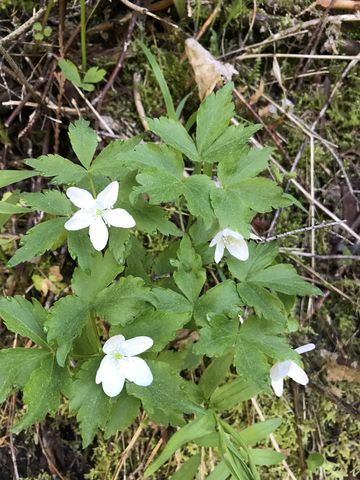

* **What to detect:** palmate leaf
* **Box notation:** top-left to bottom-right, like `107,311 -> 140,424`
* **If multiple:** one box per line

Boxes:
193,315 -> 238,357
0,169 -> 37,188
0,296 -> 48,349
0,348 -> 49,402
21,190 -> 72,216
89,137 -> 141,177
67,229 -> 96,271
25,155 -> 87,184
12,353 -> 70,433
8,217 -> 66,267
127,143 -> 184,178
182,174 -> 216,228
68,118 -> 98,169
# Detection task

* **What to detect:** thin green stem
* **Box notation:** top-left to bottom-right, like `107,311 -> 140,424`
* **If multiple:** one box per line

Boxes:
80,0 -> 87,71
88,175 -> 97,197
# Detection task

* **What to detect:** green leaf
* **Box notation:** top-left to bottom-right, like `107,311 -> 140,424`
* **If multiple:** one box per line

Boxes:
0,296 -> 48,349
104,393 -> 140,439
69,357 -> 110,447
95,276 -> 154,325
231,178 -> 285,213
67,229 -> 96,271
133,169 -> 183,204
194,280 -> 242,327
68,118 -> 98,169
210,187 -> 253,236
218,147 -> 271,186
210,377 -> 262,411
8,217 -> 66,267
127,361 -> 201,428
147,117 -> 199,162
72,250 -> 123,300
170,454 -> 201,480
196,83 -> 234,154
12,354 -> 69,432
108,228 -> 131,263
238,418 -> 282,446
182,175 -> 216,228
127,143 -> 184,179
21,190 -> 72,216
47,296 -> 90,366
227,242 -> 278,282
0,169 -> 37,188
25,154 -> 87,184
83,66 -> 106,84
139,41 -> 176,120
90,137 -> 141,176
0,348 -> 49,402
172,235 -> 206,303
58,58 -> 82,87
218,425 -> 254,480
0,201 -> 33,214
131,201 -> 182,236
237,283 -> 287,329
144,411 -> 215,477
249,448 -> 285,466
307,452 -> 325,472
193,315 -> 238,357
207,461 -> 231,480
203,125 -> 261,164
199,353 -> 234,400
249,264 -> 322,296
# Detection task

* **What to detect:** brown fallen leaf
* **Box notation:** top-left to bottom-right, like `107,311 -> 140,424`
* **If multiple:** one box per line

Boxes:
185,38 -> 238,99
316,0 -> 360,9
249,79 -> 265,105
325,361 -> 360,382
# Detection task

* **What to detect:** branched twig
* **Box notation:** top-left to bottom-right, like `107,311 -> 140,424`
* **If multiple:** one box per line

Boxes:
264,220 -> 346,242
0,7 -> 46,46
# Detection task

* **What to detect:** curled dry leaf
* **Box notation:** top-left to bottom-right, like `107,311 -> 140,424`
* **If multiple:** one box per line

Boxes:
316,0 -> 360,9
185,38 -> 238,99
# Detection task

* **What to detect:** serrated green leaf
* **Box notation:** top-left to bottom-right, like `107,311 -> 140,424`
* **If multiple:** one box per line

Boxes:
104,393 -> 140,439
47,296 -> 91,366
199,353 -> 234,400
218,147 -> 271,186
0,201 -> 33,214
147,117 -> 199,162
210,187 -> 253,237
170,453 -> 201,480
196,83 -> 234,154
68,118 -> 98,169
21,190 -> 72,216
182,175 -> 216,228
172,235 -> 206,303
25,154 -> 87,184
193,315 -> 238,357
231,177 -> 285,213
204,125 -> 261,164
95,276 -> 154,325
83,66 -> 106,84
127,361 -> 201,428
8,217 -> 66,267
0,348 -> 49,402
90,137 -> 140,176
0,170 -> 37,188
69,357 -> 110,447
67,229 -> 96,271
249,448 -> 285,466
238,418 -> 282,446
194,280 -> 242,327
0,296 -> 48,349
127,143 -> 184,178
144,411 -> 215,477
249,264 -> 322,296
210,377 -> 262,411
151,287 -> 192,314
227,242 -> 278,282
133,169 -> 183,204
131,201 -> 182,236
58,58 -> 82,87
72,250 -> 123,299
12,354 -> 69,432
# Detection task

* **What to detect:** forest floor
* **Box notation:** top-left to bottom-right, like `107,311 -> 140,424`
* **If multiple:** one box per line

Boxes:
0,1 -> 359,479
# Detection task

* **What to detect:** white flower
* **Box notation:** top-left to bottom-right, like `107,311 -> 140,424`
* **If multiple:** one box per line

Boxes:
270,343 -> 315,397
96,334 -> 153,397
64,181 -> 135,251
210,228 -> 259,263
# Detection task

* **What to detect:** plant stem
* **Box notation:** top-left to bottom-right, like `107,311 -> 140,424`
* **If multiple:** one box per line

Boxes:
80,0 -> 87,71
89,175 -> 97,197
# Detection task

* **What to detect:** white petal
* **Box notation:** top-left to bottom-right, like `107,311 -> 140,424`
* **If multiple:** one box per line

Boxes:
102,208 -> 136,228
270,361 -> 292,381
226,239 -> 249,261
271,377 -> 284,397
119,336 -> 153,357
214,241 -> 225,263
96,355 -> 126,397
89,216 -> 108,251
288,362 -> 309,386
210,230 -> 224,247
103,334 -> 125,354
295,343 -> 315,355
66,187 -> 95,208
225,229 -> 244,241
96,181 -> 119,210
120,357 -> 153,386
95,355 -> 110,384
64,210 -> 94,231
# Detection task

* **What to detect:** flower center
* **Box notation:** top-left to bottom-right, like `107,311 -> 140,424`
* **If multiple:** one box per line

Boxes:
95,208 -> 103,216
223,236 -> 235,246
113,352 -> 123,360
